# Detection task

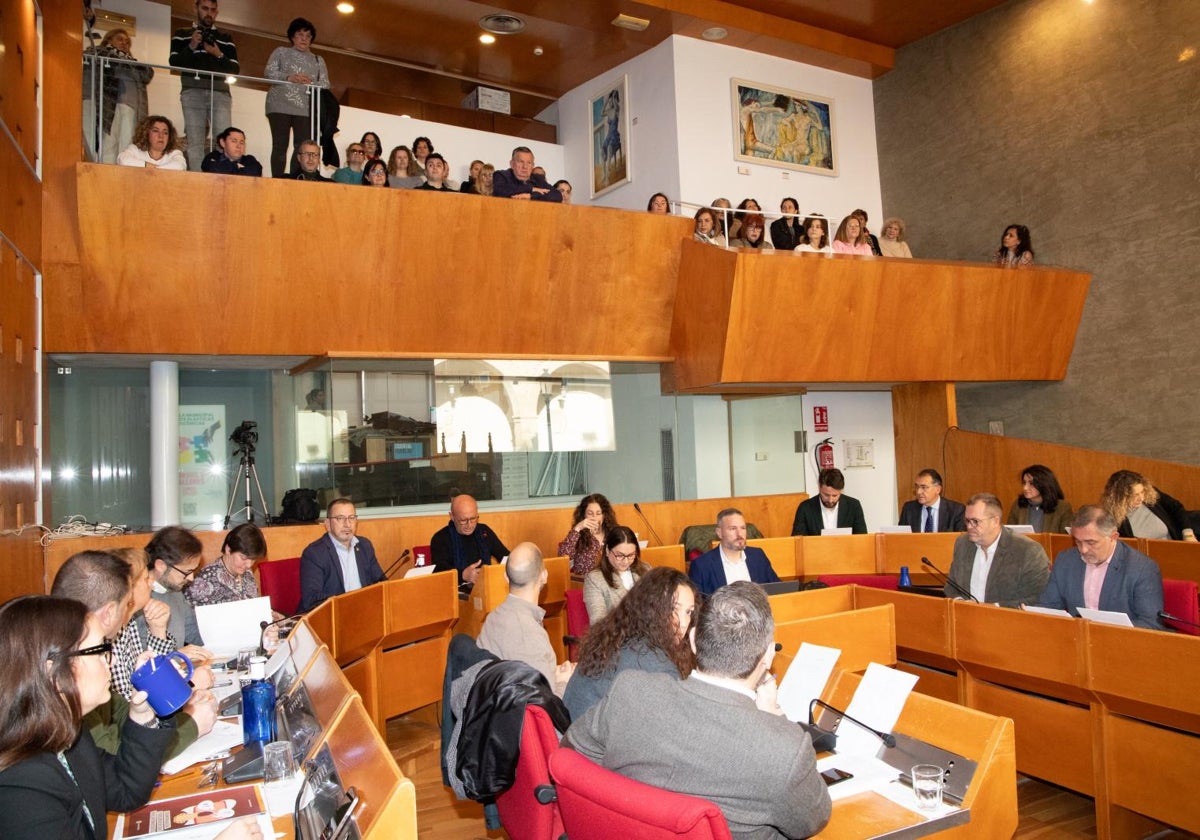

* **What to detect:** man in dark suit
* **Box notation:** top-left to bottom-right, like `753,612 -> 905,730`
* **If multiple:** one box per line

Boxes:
899,468 -> 966,532
565,582 -> 831,838
946,493 -> 1050,606
688,508 -> 780,596
298,498 -> 387,612
1038,505 -> 1165,630
791,468 -> 868,535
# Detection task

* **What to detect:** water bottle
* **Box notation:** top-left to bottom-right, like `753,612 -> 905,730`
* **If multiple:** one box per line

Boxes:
899,566 -> 912,587
241,656 -> 276,747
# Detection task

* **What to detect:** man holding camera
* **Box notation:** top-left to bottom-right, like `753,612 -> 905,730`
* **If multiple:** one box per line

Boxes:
169,0 -> 240,171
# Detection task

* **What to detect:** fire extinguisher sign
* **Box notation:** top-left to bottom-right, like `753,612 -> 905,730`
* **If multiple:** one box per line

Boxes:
813,406 -> 829,433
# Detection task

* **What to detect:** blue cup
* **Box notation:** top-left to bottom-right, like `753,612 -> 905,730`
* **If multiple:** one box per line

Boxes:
129,651 -> 194,716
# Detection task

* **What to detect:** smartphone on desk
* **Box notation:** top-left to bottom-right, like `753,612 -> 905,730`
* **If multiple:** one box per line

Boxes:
820,768 -> 854,786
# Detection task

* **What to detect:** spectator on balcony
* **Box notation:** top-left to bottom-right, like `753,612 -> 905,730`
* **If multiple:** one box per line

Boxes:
693,208 -> 727,247
386,146 -> 422,188
850,209 -> 883,255
117,116 -> 187,171
472,163 -> 496,197
494,147 -> 562,201
647,193 -> 671,214
770,197 -> 803,251
290,140 -> 330,182
995,224 -> 1035,268
87,29 -> 154,164
459,159 -> 484,194
360,132 -> 383,161
264,17 -> 329,179
415,153 -> 454,192
729,213 -> 774,250
331,141 -> 366,184
412,136 -> 433,174
553,180 -> 573,204
879,217 -> 913,258
832,214 -> 874,255
727,198 -> 762,241
169,0 -> 239,172
361,158 -> 389,187
200,127 -> 262,176
710,197 -> 733,239
793,213 -> 831,253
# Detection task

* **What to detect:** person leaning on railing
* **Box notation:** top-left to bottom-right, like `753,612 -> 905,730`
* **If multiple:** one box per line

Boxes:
169,0 -> 240,172
264,17 -> 329,179
200,126 -> 262,177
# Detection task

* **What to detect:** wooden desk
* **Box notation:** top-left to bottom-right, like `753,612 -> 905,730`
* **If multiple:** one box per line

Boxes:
875,533 -> 959,580
640,543 -> 685,572
774,604 -> 897,679
377,572 -> 459,727
747,536 -> 801,579
854,588 -> 958,703
798,534 -> 877,577
770,586 -> 855,623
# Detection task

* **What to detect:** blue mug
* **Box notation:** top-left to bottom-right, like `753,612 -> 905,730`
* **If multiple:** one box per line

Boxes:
129,651 -> 194,716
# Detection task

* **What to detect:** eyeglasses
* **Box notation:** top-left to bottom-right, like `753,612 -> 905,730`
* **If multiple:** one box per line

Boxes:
913,483 -> 937,491
165,560 -> 196,581
965,515 -> 998,528
610,551 -> 638,562
454,516 -> 479,526
329,515 -> 358,524
58,642 -> 113,665
348,148 -> 365,155
298,151 -> 319,158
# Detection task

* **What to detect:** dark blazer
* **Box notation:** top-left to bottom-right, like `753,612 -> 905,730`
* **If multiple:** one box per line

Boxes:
769,217 -> 802,251
1038,541 -> 1165,630
899,498 -> 966,532
492,168 -> 562,201
0,719 -> 174,840
1117,491 -> 1192,541
945,527 -> 1050,606
791,494 -> 868,536
200,151 -> 263,176
1006,498 -> 1075,534
298,533 -> 387,612
688,546 -> 780,596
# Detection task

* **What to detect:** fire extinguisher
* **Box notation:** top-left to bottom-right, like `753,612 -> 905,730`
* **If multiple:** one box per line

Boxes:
815,437 -> 835,473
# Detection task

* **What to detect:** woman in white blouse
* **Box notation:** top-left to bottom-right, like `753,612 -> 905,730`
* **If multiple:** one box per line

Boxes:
116,116 -> 186,170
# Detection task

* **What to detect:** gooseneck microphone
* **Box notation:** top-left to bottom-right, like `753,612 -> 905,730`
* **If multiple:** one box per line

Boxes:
1158,610 -> 1200,630
383,548 -> 412,579
632,503 -> 664,547
258,612 -> 302,656
921,556 -> 977,602
807,698 -> 897,750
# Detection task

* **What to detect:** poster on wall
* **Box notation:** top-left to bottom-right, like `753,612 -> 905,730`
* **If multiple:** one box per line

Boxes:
731,78 -> 836,176
590,75 -> 631,198
179,406 -> 227,525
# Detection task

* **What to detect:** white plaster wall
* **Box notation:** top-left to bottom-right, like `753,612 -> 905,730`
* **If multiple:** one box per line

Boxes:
730,395 -> 807,496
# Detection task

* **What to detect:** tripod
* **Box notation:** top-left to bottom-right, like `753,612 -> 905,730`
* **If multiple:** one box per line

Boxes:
224,445 -> 271,528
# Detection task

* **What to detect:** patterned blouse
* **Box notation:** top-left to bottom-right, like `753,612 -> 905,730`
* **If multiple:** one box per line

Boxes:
110,612 -> 176,700
185,561 -> 260,607
558,528 -> 605,576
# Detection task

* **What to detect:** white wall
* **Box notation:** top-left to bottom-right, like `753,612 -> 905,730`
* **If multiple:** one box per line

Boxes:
730,395 -> 806,495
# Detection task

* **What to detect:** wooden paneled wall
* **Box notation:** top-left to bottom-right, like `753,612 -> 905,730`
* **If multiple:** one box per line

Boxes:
0,0 -> 41,166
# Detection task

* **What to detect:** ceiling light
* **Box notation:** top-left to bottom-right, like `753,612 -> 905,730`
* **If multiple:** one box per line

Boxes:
533,45 -> 543,56
612,13 -> 650,32
702,27 -> 728,41
479,33 -> 496,45
480,14 -> 526,35
336,2 -> 354,13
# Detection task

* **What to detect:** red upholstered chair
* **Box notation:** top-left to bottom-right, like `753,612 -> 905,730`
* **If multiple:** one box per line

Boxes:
495,705 -> 564,840
411,544 -> 433,568
816,574 -> 900,591
549,747 -> 733,840
1161,578 -> 1199,636
258,556 -> 301,616
563,589 -> 589,662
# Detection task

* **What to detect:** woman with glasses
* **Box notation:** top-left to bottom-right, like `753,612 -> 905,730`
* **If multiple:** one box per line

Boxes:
729,212 -> 774,250
582,526 -> 649,622
264,17 -> 329,178
186,523 -> 268,607
361,158 -> 389,187
0,595 -> 262,840
564,565 -> 698,719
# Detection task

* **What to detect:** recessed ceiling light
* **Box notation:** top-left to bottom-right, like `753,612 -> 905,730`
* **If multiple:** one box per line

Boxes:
336,2 -> 354,13
479,33 -> 496,45
702,27 -> 728,41
480,14 -> 526,35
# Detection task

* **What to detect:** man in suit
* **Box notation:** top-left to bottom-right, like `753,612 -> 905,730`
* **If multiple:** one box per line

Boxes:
565,581 -> 831,839
899,468 -> 966,532
689,508 -> 780,596
1038,505 -> 1164,629
945,493 -> 1050,606
791,468 -> 868,535
298,498 -> 387,612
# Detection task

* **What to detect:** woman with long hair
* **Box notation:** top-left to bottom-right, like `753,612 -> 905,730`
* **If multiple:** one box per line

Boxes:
0,595 -> 261,839
386,145 -> 422,188
793,213 -> 831,253
1007,464 -> 1074,533
583,526 -> 650,622
831,214 -> 874,255
562,566 -> 698,719
995,224 -> 1034,268
359,131 -> 383,160
558,493 -> 619,576
116,115 -> 186,170
87,28 -> 154,163
1101,470 -> 1196,541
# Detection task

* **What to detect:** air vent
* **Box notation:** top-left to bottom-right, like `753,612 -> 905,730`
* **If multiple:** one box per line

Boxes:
479,14 -> 526,35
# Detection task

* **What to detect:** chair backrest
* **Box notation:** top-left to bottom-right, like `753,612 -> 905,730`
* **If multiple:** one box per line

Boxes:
549,747 -> 733,840
495,705 -> 563,840
258,556 -> 301,616
1162,577 -> 1199,635
412,544 -> 433,567
564,589 -> 589,661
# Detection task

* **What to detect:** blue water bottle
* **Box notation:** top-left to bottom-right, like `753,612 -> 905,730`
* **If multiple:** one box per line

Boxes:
899,566 -> 912,587
241,656 -> 276,747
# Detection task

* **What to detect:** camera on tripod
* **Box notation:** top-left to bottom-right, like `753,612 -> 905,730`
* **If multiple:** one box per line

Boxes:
230,420 -> 258,453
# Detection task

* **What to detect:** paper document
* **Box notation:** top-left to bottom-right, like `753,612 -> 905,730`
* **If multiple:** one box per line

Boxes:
820,527 -> 853,536
194,596 -> 273,658
837,663 -> 917,757
1077,607 -> 1135,627
1004,524 -> 1035,534
778,642 -> 840,723
877,525 -> 912,534
404,565 -> 436,578
161,720 -> 244,776
816,754 -> 900,802
1021,605 -> 1072,618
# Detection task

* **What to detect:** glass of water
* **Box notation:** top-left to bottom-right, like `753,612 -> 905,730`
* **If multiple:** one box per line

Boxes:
911,764 -> 944,811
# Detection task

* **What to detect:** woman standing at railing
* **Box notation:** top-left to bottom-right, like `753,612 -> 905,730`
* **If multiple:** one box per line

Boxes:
264,18 -> 329,179
85,29 -> 154,164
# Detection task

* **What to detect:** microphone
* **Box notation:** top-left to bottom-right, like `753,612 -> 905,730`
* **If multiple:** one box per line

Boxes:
805,698 -> 896,752
383,548 -> 412,579
921,556 -> 976,602
632,503 -> 664,547
1158,610 -> 1200,630
258,612 -> 302,656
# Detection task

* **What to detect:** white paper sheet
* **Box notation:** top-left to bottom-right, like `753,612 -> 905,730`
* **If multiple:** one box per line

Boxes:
1078,607 -> 1135,627
820,527 -> 853,536
403,564 -> 436,578
877,525 -> 913,534
1021,604 -> 1072,618
778,642 -> 840,723
161,720 -> 245,776
194,596 -> 273,658
816,753 -> 901,802
261,772 -> 306,819
837,663 -> 917,757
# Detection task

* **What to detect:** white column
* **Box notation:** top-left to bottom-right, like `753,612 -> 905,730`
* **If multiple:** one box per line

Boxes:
149,361 -> 179,527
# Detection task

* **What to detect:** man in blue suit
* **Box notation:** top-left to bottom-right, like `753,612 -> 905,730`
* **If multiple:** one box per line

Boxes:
688,508 -> 780,596
298,498 -> 388,612
1038,505 -> 1165,630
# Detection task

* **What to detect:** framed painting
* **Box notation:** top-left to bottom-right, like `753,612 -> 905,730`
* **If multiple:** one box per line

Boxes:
590,75 -> 631,198
731,78 -> 836,176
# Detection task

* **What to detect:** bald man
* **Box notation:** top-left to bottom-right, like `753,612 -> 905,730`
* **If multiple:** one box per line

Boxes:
476,542 -> 574,696
431,493 -> 510,587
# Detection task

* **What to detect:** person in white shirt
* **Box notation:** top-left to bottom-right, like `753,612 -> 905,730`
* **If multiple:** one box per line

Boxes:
116,116 -> 187,170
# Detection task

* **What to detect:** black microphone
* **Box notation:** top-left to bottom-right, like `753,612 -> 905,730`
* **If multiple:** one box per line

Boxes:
1158,610 -> 1200,630
383,548 -> 412,579
632,503 -> 665,547
258,612 -> 302,656
921,556 -> 976,602
806,698 -> 896,751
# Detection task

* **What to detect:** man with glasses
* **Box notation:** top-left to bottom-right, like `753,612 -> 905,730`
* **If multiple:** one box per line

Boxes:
169,0 -> 240,171
290,139 -> 330,182
431,492 -> 510,588
944,493 -> 1049,606
899,468 -> 966,532
299,498 -> 387,611
332,142 -> 366,184
146,526 -> 207,649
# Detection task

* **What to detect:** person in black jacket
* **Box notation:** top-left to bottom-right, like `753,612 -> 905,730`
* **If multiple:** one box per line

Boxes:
1102,469 -> 1197,542
201,126 -> 262,176
791,468 -> 868,535
769,197 -> 803,250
